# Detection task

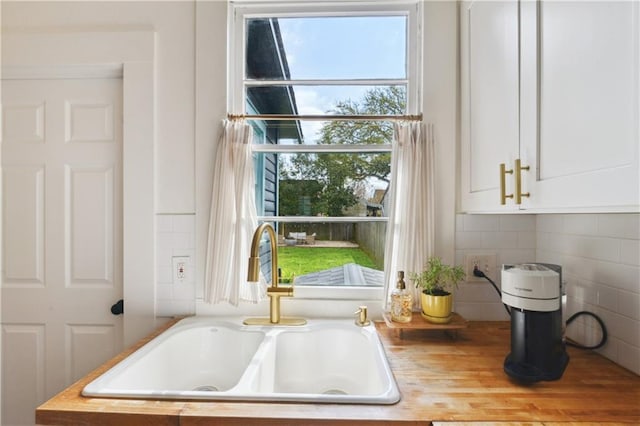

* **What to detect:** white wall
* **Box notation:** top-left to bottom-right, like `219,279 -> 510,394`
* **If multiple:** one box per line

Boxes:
422,1 -> 458,266
2,0 -> 196,214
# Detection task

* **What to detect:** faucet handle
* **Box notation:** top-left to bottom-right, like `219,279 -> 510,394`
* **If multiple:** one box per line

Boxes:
354,305 -> 371,327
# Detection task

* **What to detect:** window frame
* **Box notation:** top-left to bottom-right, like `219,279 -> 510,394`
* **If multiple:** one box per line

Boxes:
229,0 -> 422,300
229,0 -> 422,115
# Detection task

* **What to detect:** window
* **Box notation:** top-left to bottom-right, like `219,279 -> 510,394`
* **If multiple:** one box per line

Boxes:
231,1 -> 421,296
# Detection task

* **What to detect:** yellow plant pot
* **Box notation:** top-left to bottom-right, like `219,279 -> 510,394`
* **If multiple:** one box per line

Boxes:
420,292 -> 453,324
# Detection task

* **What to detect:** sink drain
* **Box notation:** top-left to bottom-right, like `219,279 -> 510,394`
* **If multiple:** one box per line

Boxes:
193,385 -> 219,392
322,389 -> 348,395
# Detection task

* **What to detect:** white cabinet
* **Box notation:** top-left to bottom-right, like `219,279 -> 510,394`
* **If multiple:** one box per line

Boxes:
460,0 -> 639,213
460,0 -> 520,212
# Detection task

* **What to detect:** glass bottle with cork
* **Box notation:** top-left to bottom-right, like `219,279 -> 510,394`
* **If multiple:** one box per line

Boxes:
390,270 -> 412,323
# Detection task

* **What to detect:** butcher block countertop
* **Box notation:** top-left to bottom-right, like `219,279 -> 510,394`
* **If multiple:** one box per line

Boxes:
36,319 -> 640,425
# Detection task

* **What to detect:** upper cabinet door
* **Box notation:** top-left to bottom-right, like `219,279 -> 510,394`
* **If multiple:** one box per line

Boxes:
520,1 -> 639,212
460,0 -> 520,212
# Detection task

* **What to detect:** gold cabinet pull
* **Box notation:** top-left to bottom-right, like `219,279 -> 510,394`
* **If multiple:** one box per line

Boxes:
500,163 -> 514,205
515,159 -> 530,204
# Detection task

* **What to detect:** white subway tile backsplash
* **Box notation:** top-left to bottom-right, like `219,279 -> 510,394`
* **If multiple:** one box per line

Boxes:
169,232 -> 195,250
618,290 -> 640,320
537,213 -> 640,375
620,239 -> 640,266
156,248 -> 173,267
566,318 -> 604,348
455,231 -> 483,249
157,265 -> 173,285
481,231 -> 518,249
595,284 -> 619,313
457,213 -> 640,375
156,283 -> 174,300
497,248 -> 536,267
536,231 -> 551,251
536,214 -> 564,233
567,279 -> 597,305
456,282 -> 501,302
156,214 -> 196,317
499,215 -> 536,232
516,231 -> 536,249
591,260 -> 640,294
172,215 -> 195,233
462,214 -> 499,232
158,300 -> 196,317
568,235 -> 621,263
599,309 -> 640,347
618,341 -> 640,374
562,214 -> 598,236
598,214 -> 640,240
173,283 -> 196,301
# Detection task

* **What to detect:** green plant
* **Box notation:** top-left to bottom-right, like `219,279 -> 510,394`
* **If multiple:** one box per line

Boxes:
409,257 -> 466,296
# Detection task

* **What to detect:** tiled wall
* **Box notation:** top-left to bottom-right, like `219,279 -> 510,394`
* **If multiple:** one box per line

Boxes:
156,214 -> 196,317
454,214 -> 537,320
536,214 -> 640,375
455,213 -> 640,375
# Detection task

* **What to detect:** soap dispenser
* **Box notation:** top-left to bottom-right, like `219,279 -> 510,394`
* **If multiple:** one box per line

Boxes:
390,271 -> 412,323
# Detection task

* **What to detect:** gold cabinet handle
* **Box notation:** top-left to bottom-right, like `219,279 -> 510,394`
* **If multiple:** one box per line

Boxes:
500,163 -> 514,205
515,159 -> 530,204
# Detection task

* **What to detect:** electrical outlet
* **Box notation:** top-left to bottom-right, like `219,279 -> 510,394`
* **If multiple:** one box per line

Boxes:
172,256 -> 190,284
464,254 -> 497,282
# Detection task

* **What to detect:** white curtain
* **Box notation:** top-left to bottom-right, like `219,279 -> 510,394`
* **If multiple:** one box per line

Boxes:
204,119 -> 266,305
383,122 -> 436,311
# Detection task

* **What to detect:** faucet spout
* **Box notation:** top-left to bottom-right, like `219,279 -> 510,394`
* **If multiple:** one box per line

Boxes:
244,223 -> 306,326
247,222 -> 279,286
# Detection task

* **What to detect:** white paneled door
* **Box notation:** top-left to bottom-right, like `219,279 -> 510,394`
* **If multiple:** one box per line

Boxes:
2,77 -> 124,425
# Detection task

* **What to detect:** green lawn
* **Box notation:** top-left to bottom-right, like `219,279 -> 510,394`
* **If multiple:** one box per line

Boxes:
277,247 -> 379,281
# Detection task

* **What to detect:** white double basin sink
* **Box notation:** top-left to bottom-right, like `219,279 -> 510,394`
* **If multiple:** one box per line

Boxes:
82,316 -> 400,404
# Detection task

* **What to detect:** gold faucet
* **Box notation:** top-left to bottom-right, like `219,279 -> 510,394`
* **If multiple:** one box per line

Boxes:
243,223 -> 306,326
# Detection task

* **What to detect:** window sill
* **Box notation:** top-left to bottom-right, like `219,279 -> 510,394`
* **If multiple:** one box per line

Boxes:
195,287 -> 385,319
294,285 -> 383,301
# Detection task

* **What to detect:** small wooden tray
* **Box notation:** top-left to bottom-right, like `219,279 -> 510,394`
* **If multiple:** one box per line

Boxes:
381,312 -> 468,330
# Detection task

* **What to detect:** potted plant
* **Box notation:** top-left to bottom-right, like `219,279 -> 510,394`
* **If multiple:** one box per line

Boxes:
410,257 -> 465,324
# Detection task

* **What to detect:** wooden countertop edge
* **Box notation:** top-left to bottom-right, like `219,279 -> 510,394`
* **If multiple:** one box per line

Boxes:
36,319 -> 640,426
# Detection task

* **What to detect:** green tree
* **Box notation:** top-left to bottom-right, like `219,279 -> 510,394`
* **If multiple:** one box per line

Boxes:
279,86 -> 406,216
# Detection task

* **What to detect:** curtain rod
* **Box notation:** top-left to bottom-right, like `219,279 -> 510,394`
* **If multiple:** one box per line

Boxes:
227,113 -> 423,122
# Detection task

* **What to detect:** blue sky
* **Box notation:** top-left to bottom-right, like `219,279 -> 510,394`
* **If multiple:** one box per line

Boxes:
276,16 -> 407,144
278,16 -> 406,80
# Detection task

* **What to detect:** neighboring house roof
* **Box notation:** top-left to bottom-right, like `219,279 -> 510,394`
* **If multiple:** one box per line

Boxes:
295,263 -> 383,287
246,18 -> 303,143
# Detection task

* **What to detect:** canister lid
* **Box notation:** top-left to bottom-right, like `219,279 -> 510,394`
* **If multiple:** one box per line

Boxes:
501,263 -> 561,311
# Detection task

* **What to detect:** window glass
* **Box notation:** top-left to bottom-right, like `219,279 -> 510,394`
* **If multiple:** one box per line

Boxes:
251,152 -> 391,217
276,220 -> 386,288
236,4 -> 418,290
245,16 -> 407,80
246,85 -> 406,117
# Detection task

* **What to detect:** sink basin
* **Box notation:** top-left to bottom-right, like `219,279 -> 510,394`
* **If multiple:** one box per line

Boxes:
82,317 -> 400,404
249,326 -> 393,402
83,319 -> 265,397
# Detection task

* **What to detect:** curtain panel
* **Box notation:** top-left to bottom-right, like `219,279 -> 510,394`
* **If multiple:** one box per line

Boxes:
383,122 -> 436,310
204,119 -> 266,305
